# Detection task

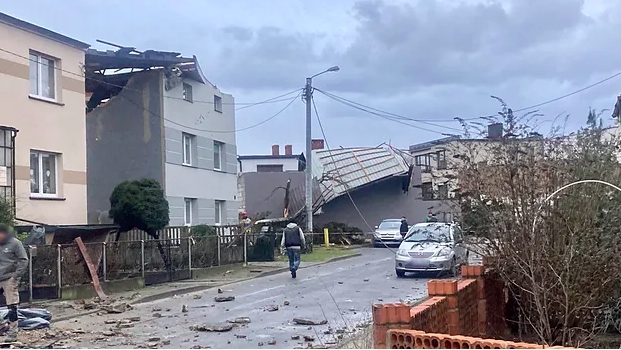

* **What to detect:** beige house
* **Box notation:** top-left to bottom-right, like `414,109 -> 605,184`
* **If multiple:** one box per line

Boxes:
0,13 -> 89,224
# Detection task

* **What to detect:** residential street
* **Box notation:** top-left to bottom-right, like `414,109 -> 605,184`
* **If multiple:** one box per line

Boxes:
53,248 -> 430,349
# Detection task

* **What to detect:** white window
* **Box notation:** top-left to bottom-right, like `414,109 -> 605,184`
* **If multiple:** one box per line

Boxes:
182,83 -> 193,102
29,52 -> 56,100
184,198 -> 194,226
182,133 -> 194,165
213,141 -> 223,170
30,151 -> 57,196
214,95 -> 222,113
215,200 -> 224,225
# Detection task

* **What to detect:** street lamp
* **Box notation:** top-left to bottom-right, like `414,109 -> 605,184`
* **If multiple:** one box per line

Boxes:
304,66 -> 339,234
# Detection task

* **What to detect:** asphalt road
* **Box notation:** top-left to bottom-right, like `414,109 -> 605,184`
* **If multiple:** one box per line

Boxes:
56,248 -> 431,349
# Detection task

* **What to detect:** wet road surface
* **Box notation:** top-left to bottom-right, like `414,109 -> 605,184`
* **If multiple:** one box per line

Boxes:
57,248 -> 430,349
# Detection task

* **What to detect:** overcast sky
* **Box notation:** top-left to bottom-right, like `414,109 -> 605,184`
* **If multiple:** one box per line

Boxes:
4,0 -> 621,154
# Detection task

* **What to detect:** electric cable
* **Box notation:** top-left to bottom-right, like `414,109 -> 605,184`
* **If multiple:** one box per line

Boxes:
0,46 -> 301,108
311,97 -> 398,253
119,91 -> 301,133
316,88 -> 463,132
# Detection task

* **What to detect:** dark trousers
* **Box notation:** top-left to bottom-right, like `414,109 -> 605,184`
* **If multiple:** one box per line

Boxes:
286,248 -> 301,271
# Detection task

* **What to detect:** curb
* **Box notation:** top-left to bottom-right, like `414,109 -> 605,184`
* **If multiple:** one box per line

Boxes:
51,252 -> 362,323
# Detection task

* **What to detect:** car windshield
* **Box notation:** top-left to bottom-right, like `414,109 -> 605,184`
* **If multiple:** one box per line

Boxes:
378,221 -> 401,229
405,225 -> 450,243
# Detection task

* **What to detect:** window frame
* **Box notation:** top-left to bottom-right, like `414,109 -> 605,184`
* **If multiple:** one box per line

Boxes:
182,83 -> 193,102
256,164 -> 284,172
30,150 -> 58,198
29,51 -> 57,101
214,200 -> 224,225
437,150 -> 447,170
182,133 -> 193,166
213,141 -> 223,171
437,184 -> 449,199
421,182 -> 434,200
184,198 -> 193,226
214,95 -> 222,113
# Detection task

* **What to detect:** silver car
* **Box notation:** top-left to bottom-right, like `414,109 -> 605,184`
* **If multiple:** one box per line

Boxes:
394,222 -> 467,277
372,219 -> 406,247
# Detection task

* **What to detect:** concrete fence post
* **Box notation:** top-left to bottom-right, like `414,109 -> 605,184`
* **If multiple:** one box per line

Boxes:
140,240 -> 145,278
28,245 -> 34,302
217,234 -> 221,266
56,244 -> 62,299
188,237 -> 192,279
102,242 -> 107,281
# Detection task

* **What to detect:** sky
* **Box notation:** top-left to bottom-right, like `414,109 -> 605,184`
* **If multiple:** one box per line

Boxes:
4,0 -> 621,154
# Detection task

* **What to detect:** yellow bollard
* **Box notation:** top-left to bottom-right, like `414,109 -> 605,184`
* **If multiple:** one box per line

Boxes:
323,228 -> 329,248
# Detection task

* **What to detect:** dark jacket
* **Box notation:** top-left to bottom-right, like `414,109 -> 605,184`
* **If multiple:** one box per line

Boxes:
399,220 -> 408,233
280,223 -> 306,249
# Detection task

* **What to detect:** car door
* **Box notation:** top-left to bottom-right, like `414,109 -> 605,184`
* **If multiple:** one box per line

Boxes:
452,225 -> 467,265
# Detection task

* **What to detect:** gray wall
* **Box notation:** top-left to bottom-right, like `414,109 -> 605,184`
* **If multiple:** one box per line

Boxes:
86,70 -> 164,224
314,176 -> 455,233
162,77 -> 239,226
241,171 -> 306,219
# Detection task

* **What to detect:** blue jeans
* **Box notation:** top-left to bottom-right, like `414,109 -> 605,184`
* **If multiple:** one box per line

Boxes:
286,248 -> 301,271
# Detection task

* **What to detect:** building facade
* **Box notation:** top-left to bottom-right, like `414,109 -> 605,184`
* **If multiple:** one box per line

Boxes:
0,12 -> 89,224
85,49 -> 239,227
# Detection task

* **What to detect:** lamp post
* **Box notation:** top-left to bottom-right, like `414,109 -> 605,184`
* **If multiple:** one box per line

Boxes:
304,66 -> 339,233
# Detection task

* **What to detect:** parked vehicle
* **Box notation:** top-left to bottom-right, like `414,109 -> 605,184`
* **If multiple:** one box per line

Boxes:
372,219 -> 406,247
394,222 -> 467,278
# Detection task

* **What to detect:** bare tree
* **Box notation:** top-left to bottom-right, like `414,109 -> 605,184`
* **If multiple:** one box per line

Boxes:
451,100 -> 621,347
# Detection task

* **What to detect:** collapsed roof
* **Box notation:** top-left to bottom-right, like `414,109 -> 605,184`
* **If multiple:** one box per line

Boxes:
84,40 -> 208,112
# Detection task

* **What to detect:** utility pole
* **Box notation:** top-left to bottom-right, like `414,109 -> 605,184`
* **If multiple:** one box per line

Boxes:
304,77 -> 313,234
304,66 -> 340,234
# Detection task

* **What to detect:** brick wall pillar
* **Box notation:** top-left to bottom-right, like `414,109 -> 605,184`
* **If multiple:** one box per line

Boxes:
372,303 -> 411,348
427,279 -> 459,334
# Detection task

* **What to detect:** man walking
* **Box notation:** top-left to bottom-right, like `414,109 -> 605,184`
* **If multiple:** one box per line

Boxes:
280,220 -> 306,279
0,224 -> 28,342
399,216 -> 409,238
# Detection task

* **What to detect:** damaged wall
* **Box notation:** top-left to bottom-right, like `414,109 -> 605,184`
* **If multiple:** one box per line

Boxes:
86,70 -> 165,224
314,167 -> 455,232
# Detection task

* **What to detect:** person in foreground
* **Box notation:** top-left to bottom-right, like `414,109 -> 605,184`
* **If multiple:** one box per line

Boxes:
280,220 -> 306,279
0,224 -> 28,342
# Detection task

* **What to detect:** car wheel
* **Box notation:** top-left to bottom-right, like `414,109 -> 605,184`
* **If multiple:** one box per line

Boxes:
396,269 -> 406,278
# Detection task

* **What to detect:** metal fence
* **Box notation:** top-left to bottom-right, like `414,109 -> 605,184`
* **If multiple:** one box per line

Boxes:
21,230 -> 254,302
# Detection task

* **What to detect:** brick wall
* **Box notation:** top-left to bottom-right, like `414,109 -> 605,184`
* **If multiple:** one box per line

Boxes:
372,262 -> 575,349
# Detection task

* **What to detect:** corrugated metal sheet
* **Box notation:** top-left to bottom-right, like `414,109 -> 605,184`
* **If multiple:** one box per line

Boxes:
311,146 -> 410,203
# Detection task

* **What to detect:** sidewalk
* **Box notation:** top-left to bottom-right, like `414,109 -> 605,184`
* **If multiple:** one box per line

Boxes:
34,252 -> 361,323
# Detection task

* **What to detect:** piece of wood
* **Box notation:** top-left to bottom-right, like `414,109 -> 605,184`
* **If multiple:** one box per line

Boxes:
74,237 -> 107,300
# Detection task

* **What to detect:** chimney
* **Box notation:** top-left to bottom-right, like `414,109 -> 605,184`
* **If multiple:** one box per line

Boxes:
284,145 -> 293,155
487,123 -> 503,139
271,144 -> 280,156
311,139 -> 325,150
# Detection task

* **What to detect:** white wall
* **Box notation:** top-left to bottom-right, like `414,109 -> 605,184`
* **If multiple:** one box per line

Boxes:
239,158 -> 300,173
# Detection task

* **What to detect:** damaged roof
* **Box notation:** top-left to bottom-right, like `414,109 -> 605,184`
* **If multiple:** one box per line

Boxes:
311,146 -> 411,203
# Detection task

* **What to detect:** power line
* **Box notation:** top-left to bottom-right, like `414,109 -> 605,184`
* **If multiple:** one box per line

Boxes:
0,46 -> 301,108
311,97 -> 397,253
318,68 -> 621,123
316,88 -> 463,132
119,92 -> 301,133
315,89 -> 457,135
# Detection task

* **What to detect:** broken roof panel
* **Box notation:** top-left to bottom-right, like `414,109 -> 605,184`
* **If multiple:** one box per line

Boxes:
311,146 -> 410,203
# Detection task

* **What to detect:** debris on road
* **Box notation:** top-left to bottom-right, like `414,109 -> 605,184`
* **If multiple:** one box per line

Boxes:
152,307 -> 162,312
193,294 -> 202,300
235,334 -> 247,339
265,305 -> 279,312
227,317 -> 251,324
214,296 -> 235,302
337,281 -> 343,284
249,269 -> 262,273
152,313 -> 162,318
303,335 -> 315,342
189,324 -> 234,332
363,278 -> 369,282
100,303 -> 133,314
258,341 -> 264,346
283,301 -> 290,306
293,318 -> 328,326
182,305 -> 189,313
291,335 -> 300,340
267,340 -> 277,345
